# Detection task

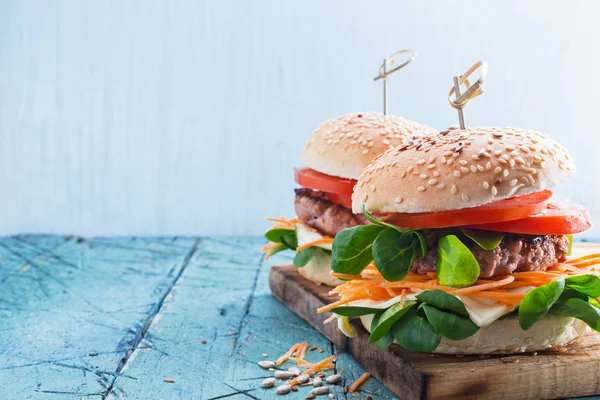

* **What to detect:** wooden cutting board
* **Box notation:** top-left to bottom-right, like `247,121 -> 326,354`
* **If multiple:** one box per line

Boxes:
269,243 -> 600,400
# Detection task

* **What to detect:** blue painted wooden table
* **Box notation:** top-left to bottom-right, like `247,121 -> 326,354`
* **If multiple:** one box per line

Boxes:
0,235 -> 397,400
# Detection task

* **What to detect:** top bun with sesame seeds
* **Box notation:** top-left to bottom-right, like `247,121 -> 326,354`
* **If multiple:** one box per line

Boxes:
299,112 -> 437,180
352,127 -> 575,214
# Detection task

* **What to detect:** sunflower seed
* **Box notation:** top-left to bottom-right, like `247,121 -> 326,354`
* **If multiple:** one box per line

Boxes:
258,361 -> 275,369
277,384 -> 291,394
310,386 -> 330,395
312,377 -> 323,387
261,377 -> 276,388
296,374 -> 310,384
317,371 -> 326,378
288,367 -> 300,376
326,374 -> 342,384
274,371 -> 297,379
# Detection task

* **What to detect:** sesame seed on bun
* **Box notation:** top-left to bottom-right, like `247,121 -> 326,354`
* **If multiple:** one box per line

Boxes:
299,112 -> 437,180
352,127 -> 575,213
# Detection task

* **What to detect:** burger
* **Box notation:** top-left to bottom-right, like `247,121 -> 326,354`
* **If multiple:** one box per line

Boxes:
262,112 -> 436,286
319,126 -> 599,354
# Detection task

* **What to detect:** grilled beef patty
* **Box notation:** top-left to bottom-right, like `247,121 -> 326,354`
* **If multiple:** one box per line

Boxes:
294,188 -> 366,237
411,233 -> 569,277
294,188 -> 568,277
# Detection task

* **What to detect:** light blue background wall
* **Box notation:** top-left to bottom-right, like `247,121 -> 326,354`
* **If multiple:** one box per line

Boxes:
1,0 -> 599,237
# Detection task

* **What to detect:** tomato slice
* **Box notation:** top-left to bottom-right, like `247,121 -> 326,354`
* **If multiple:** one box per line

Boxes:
467,201 -> 592,235
381,190 -> 553,229
294,168 -> 356,196
325,192 -> 353,209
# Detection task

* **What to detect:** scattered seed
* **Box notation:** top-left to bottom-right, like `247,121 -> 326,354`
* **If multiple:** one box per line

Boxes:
291,386 -> 298,392
201,339 -> 207,344
275,371 -> 297,379
313,377 -> 323,387
326,374 -> 342,384
297,374 -> 310,384
306,395 -> 316,400
309,346 -> 317,351
317,348 -> 324,353
288,367 -> 300,376
258,361 -> 275,369
262,353 -> 268,357
310,386 -> 330,396
262,377 -> 276,388
277,384 -> 292,394
268,368 -> 275,372
164,378 -> 175,383
317,371 -> 326,378
328,394 -> 335,399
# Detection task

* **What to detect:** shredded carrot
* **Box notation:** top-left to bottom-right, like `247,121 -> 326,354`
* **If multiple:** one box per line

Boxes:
317,295 -> 361,313
266,216 -> 298,226
567,253 -> 600,265
331,272 -> 365,280
289,355 -> 337,386
399,289 -> 407,308
294,342 -> 309,360
323,252 -> 600,312
557,263 -> 583,273
290,357 -> 335,369
323,314 -> 336,324
290,357 -> 312,367
260,242 -> 282,260
275,343 -> 301,365
571,260 -> 600,269
460,291 -> 525,305
349,372 -> 371,393
296,237 -> 333,252
451,276 -> 515,295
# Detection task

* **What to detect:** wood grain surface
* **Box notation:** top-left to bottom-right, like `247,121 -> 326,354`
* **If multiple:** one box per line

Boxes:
0,235 -> 398,399
269,261 -> 600,400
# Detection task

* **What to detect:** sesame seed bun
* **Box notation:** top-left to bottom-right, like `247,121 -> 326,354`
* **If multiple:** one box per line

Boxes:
359,313 -> 587,354
352,127 -> 575,213
300,112 -> 437,180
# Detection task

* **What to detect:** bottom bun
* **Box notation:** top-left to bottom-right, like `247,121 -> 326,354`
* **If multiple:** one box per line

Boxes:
360,314 -> 588,355
297,250 -> 341,287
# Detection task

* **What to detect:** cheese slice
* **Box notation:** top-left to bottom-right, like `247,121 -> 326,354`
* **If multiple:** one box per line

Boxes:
341,287 -> 535,329
458,286 -> 534,327
456,296 -> 515,327
295,224 -> 332,250
337,316 -> 357,337
347,294 -> 417,310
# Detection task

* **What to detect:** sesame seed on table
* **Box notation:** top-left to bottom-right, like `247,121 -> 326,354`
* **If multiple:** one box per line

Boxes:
0,235 -> 396,399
